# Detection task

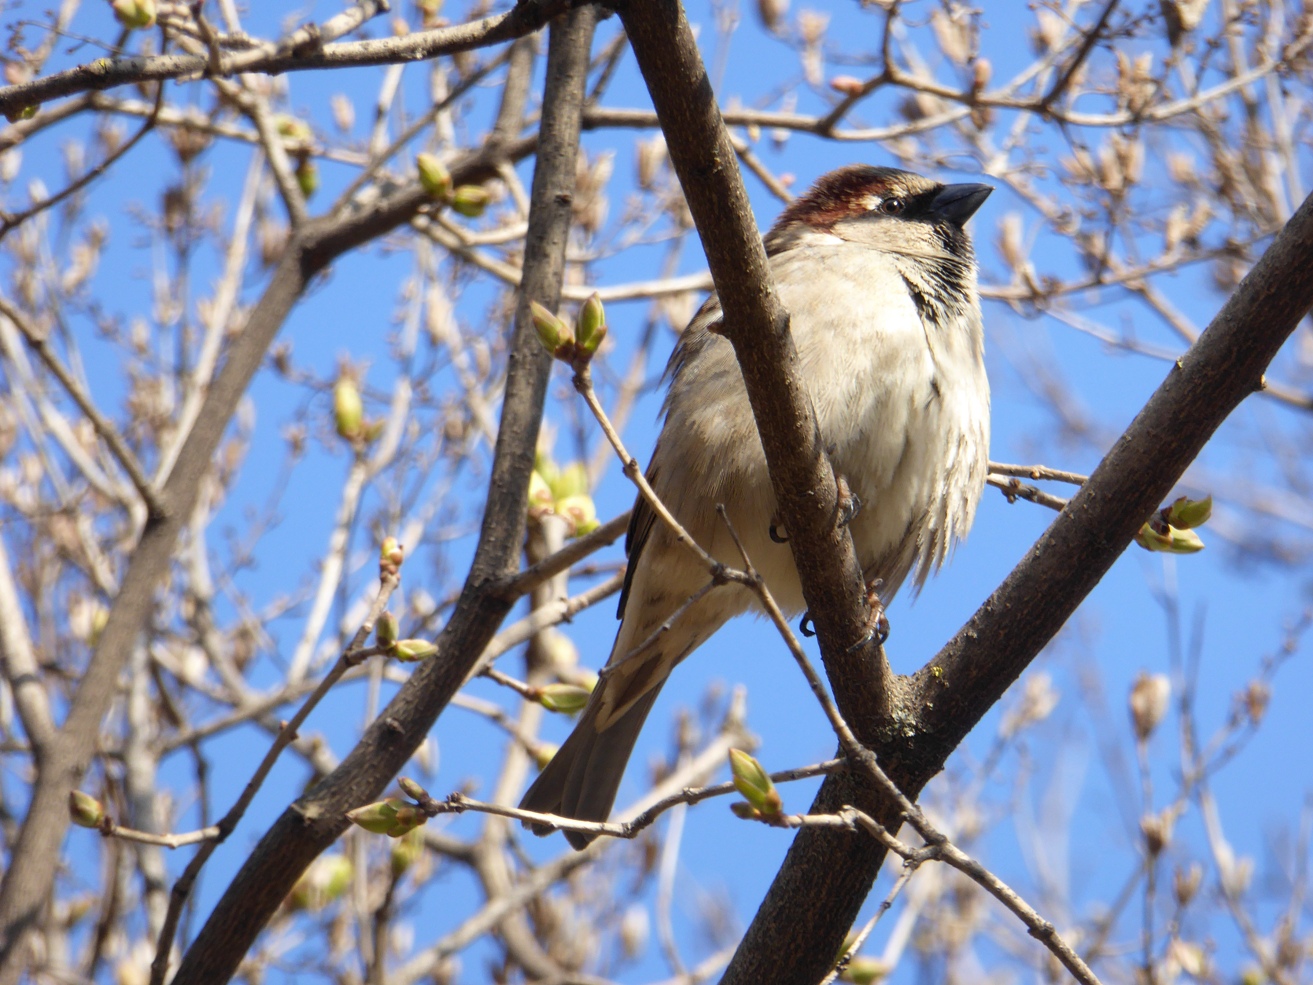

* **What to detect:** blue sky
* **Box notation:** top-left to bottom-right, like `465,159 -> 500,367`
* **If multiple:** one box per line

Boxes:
12,0 -> 1313,980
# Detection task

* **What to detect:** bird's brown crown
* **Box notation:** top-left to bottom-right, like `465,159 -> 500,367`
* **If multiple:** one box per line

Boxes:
768,165 -> 942,236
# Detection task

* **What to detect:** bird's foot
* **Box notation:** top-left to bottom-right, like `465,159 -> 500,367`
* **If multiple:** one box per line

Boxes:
771,475 -> 859,542
844,578 -> 890,652
800,579 -> 888,647
835,474 -> 862,528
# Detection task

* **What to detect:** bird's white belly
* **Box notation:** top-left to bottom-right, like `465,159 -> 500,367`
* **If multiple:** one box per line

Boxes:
656,247 -> 988,616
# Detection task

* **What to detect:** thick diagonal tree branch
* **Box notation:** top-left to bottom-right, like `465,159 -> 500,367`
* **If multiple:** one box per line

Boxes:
612,3 -> 1313,984
165,8 -> 597,984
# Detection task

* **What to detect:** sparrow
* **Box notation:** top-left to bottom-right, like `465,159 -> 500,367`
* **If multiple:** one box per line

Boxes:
520,165 -> 992,849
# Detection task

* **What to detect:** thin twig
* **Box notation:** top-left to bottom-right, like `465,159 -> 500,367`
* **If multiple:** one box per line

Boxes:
463,572 -> 624,685
712,504 -> 868,766
95,821 -> 222,850
409,759 -> 840,843
1040,0 -> 1120,110
0,295 -> 165,517
500,511 -> 630,598
0,81 -> 164,239
0,1 -> 566,116
820,864 -> 919,985
572,364 -> 735,580
987,462 -> 1089,485
987,474 -> 1070,512
480,666 -> 539,701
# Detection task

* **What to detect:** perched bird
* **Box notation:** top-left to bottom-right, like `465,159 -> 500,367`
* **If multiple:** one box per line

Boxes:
521,165 -> 992,849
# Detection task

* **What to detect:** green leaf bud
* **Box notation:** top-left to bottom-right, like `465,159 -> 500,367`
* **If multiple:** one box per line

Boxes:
530,301 -> 572,355
346,799 -> 403,835
334,373 -> 363,440
842,957 -> 889,984
527,469 -> 555,519
378,535 -> 401,575
398,776 -> 427,802
375,611 -> 398,649
416,153 -> 452,200
274,114 -> 312,146
1166,494 -> 1212,529
390,826 -> 425,876
537,683 -> 591,714
729,748 -> 782,816
450,184 -> 490,217
556,494 -> 599,537
295,157 -> 318,199
346,798 -> 426,837
393,638 -> 438,661
384,805 -> 427,837
579,321 -> 607,355
112,0 -> 156,29
550,461 -> 588,500
69,790 -> 106,828
576,292 -> 606,349
3,104 -> 37,124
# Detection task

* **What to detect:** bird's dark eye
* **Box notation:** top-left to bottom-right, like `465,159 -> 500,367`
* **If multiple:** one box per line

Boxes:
880,197 -> 906,216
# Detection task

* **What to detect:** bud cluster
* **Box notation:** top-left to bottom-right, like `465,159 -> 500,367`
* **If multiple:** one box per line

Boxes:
530,292 -> 608,368
417,153 -> 491,217
1135,494 -> 1211,554
347,776 -> 436,840
527,451 -> 600,538
369,536 -> 439,663
345,797 -> 427,838
379,536 -> 405,578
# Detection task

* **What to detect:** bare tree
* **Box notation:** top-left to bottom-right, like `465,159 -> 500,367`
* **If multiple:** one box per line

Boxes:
0,1 -> 1309,984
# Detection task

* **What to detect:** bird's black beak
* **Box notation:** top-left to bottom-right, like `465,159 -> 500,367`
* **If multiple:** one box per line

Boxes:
928,182 -> 993,226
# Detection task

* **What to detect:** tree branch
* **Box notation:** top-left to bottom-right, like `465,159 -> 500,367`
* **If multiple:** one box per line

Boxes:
0,0 -> 569,118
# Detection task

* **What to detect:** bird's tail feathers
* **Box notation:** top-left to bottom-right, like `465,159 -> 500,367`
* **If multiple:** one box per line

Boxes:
518,683 -> 665,850
519,584 -> 732,850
